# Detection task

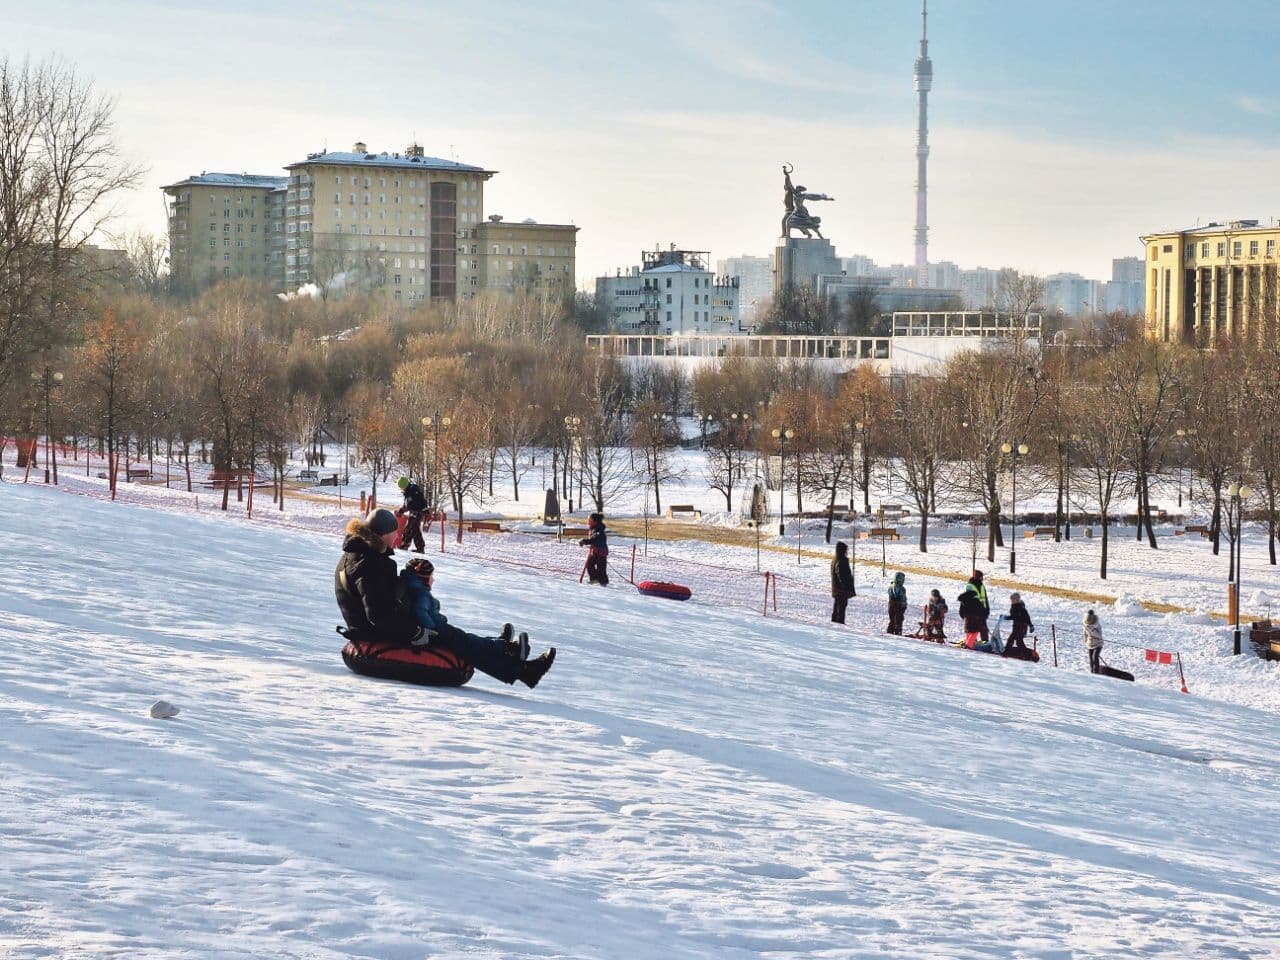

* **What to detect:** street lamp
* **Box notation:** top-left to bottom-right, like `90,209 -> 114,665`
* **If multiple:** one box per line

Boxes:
699,413 -> 713,449
31,367 -> 64,484
564,415 -> 582,513
421,412 -> 451,513
1175,428 -> 1195,508
771,426 -> 794,537
1228,480 -> 1252,655
1065,433 -> 1081,541
1001,441 -> 1030,573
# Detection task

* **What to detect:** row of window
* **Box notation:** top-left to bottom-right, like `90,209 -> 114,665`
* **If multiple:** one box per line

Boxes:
332,174 -> 479,191
1160,238 -> 1280,261
488,244 -> 572,256
210,223 -> 258,233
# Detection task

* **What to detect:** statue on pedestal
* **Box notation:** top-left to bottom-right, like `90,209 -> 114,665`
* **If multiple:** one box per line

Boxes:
781,163 -> 834,239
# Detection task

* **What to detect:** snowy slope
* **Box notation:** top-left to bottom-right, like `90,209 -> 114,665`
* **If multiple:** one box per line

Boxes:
2,480 -> 1280,959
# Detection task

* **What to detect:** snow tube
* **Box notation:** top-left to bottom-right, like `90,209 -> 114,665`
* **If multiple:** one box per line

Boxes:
341,635 -> 474,687
636,580 -> 692,601
1002,646 -> 1041,663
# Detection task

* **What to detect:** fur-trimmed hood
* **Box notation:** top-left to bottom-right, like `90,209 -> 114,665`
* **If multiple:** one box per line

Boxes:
344,518 -> 389,554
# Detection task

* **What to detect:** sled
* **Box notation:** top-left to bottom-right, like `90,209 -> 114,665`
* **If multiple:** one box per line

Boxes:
636,580 -> 692,602
1098,664 -> 1135,682
338,627 -> 474,687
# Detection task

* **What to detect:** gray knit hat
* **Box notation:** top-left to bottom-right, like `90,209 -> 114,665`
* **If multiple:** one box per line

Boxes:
366,507 -> 399,536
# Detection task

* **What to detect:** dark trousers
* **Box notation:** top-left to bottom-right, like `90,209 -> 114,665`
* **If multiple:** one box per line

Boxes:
400,513 -> 425,552
925,618 -> 946,641
1088,646 -> 1102,674
586,553 -> 609,586
887,600 -> 907,635
832,593 -> 850,624
1008,622 -> 1029,649
433,622 -> 522,684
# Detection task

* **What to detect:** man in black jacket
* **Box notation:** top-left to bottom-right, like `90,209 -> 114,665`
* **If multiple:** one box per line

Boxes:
956,569 -> 991,644
830,541 -> 855,623
335,508 -> 424,645
395,476 -> 428,553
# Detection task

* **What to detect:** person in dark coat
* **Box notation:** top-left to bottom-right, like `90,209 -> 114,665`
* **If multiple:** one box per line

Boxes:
395,475 -> 428,553
335,507 -> 425,646
956,569 -> 991,644
1006,592 -> 1034,654
924,589 -> 948,642
830,541 -> 855,623
579,513 -> 609,586
402,558 -> 556,689
886,572 -> 908,635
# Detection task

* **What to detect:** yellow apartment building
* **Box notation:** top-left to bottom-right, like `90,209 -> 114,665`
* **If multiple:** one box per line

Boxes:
282,141 -> 494,303
1141,220 -> 1280,343
475,215 -> 578,296
162,173 -> 288,297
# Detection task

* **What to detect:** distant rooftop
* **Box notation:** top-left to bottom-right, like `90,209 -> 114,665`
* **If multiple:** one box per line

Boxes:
163,173 -> 289,191
287,142 -> 493,176
479,215 -> 578,231
1146,219 -> 1275,237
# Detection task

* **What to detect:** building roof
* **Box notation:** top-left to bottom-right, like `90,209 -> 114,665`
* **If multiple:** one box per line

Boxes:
1144,219 -> 1274,238
286,150 -> 495,176
645,262 -> 710,274
477,217 -> 578,232
162,173 -> 289,191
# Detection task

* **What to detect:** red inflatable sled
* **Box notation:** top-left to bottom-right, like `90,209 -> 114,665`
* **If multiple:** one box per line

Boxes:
339,627 -> 474,687
636,580 -> 692,602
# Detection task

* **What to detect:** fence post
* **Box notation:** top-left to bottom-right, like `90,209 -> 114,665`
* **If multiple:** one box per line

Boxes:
360,491 -> 367,512
772,572 -> 779,612
630,543 -> 636,585
440,512 -> 446,553
1051,624 -> 1058,668
762,572 -> 771,617
1177,653 -> 1190,694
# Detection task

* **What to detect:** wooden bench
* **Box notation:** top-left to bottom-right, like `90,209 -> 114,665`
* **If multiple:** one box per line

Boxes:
1024,526 -> 1058,539
1176,524 -> 1210,538
298,468 -> 319,481
666,504 -> 702,520
127,468 -> 152,481
562,527 -> 590,538
466,520 -> 506,534
315,473 -> 340,486
878,504 -> 908,517
860,527 -> 901,541
1249,623 -> 1280,661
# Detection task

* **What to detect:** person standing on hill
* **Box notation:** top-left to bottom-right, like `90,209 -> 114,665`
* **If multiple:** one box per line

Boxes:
924,589 -> 948,642
886,572 -> 908,635
1084,609 -> 1104,674
957,569 -> 991,644
1006,593 -> 1034,655
579,513 -> 609,586
395,476 -> 428,553
830,541 -> 855,624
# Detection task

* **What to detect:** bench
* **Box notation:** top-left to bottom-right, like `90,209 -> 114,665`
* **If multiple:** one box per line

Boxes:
1176,524 -> 1210,538
1024,526 -> 1058,539
562,527 -> 590,538
1249,622 -> 1280,661
666,504 -> 702,520
878,504 -> 907,517
860,527 -> 901,541
127,468 -> 152,481
316,473 -> 340,486
298,468 -> 319,481
466,520 -> 506,534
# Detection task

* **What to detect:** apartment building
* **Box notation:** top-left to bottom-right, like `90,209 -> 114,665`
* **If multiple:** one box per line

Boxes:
475,215 -> 578,295
283,142 -> 494,303
596,247 -> 741,335
162,173 -> 288,297
1141,220 -> 1280,343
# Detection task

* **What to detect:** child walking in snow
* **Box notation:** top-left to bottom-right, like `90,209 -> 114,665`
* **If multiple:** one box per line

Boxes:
887,572 -> 908,635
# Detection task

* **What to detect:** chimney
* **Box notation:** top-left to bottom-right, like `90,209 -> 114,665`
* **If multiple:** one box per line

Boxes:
353,141 -> 367,153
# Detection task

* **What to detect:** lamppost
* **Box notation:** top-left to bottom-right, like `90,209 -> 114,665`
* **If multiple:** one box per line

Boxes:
31,367 -> 64,484
1175,428 -> 1195,508
730,411 -> 751,485
1001,441 -> 1029,573
422,412 -> 451,512
1228,480 -> 1252,655
771,426 -> 794,537
699,413 -> 713,449
564,415 -> 581,513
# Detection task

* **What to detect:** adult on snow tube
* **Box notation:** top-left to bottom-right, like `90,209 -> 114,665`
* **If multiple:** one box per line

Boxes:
335,507 -> 474,686
637,580 -> 692,601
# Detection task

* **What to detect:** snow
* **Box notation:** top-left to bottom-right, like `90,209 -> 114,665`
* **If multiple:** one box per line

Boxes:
4,453 -> 1280,957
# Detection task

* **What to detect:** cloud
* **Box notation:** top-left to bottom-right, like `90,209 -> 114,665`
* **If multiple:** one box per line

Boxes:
1238,95 -> 1274,116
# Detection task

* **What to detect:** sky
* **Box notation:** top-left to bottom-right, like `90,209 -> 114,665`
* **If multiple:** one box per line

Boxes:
6,0 -> 1280,287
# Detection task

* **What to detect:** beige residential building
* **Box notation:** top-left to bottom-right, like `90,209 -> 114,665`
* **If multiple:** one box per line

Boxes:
162,173 -> 288,297
1141,220 -> 1280,343
282,141 -> 494,303
476,215 -> 578,295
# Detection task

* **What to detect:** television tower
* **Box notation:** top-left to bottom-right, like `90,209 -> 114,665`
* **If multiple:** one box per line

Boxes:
913,0 -> 932,285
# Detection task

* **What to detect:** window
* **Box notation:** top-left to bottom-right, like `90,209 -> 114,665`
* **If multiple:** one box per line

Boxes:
1268,240 -> 1277,256
492,244 -> 499,254
1202,242 -> 1210,258
1250,240 -> 1259,256
666,294 -> 672,304
666,311 -> 672,322
665,278 -> 672,288
1217,242 -> 1226,257
693,294 -> 700,305
1233,241 -> 1242,256
209,239 -> 216,248
394,274 -> 401,284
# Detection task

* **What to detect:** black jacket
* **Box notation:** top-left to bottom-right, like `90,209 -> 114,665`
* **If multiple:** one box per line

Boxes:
401,482 -> 428,515
830,548 -> 854,598
580,521 -> 608,555
1009,601 -> 1034,631
335,519 -> 420,644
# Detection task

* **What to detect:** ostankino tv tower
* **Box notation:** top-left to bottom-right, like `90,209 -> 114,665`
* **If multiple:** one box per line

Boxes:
913,0 -> 933,286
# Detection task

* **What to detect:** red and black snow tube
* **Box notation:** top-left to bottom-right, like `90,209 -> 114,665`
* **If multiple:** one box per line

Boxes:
636,580 -> 692,602
341,637 -> 474,687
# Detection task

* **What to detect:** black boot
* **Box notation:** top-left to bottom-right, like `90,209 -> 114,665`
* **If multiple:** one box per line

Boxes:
520,647 -> 557,689
503,628 -> 530,661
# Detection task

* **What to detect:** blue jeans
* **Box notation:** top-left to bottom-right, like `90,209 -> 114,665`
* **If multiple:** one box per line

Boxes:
431,622 -> 522,684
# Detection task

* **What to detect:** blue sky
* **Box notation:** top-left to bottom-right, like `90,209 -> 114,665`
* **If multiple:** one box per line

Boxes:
6,0 -> 1280,286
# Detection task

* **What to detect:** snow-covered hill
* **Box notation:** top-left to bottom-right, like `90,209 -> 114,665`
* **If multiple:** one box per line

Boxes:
3,480 -> 1279,959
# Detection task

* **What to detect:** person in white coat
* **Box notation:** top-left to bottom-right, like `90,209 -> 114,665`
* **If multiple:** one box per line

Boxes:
1084,609 -> 1104,674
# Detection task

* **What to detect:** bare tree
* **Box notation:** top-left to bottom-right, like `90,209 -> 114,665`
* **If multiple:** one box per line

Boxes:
890,376 -> 959,552
997,269 -> 1045,319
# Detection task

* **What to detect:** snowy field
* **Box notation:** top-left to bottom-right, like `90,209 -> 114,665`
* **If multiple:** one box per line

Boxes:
4,463 -> 1280,957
